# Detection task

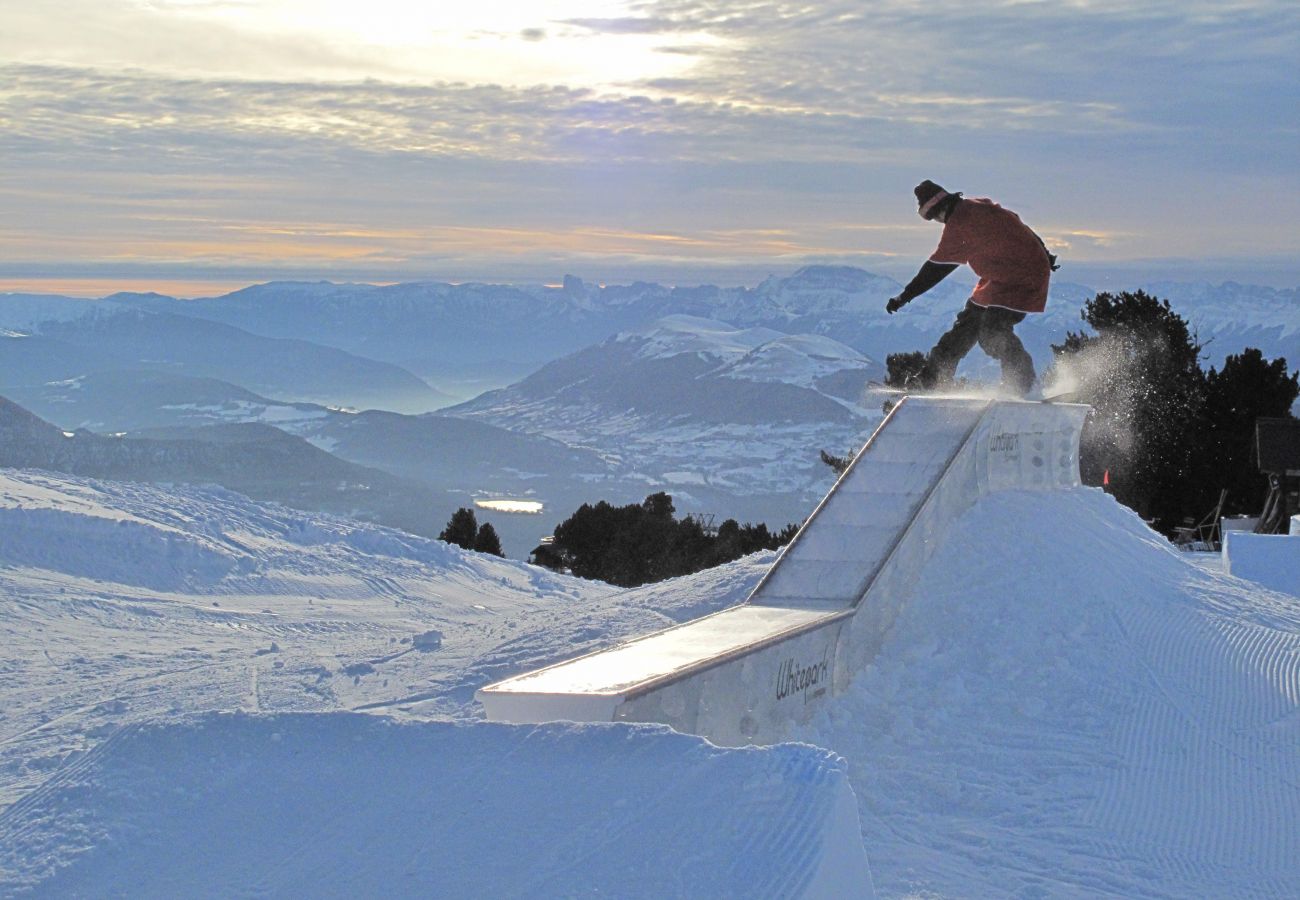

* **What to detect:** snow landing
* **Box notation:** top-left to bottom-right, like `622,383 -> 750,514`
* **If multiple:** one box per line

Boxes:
1222,530 -> 1300,596
797,489 -> 1300,898
0,714 -> 871,898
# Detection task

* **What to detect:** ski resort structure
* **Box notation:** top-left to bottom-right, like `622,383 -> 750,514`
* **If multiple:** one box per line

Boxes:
478,396 -> 1090,744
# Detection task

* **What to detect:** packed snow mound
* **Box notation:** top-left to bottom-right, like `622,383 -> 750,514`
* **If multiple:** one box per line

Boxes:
0,472 -> 242,589
0,713 -> 873,898
1222,531 -> 1300,596
799,488 -> 1300,899
7,464 -> 1300,897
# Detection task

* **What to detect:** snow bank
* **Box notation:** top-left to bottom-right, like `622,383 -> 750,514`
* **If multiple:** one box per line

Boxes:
799,488 -> 1300,898
1223,530 -> 1300,596
5,467 -> 1300,898
0,713 -> 873,898
0,505 -> 239,590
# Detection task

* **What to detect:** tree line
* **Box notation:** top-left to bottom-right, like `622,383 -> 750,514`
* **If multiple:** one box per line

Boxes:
529,492 -> 798,587
437,494 -> 798,589
1051,290 -> 1296,533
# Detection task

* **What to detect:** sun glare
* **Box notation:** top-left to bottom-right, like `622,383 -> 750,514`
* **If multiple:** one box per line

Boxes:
151,0 -> 708,88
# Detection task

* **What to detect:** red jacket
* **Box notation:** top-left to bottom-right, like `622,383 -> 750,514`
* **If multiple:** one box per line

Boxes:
928,198 -> 1051,314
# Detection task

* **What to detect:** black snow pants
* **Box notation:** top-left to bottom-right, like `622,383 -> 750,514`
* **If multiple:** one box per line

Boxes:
919,300 -> 1035,395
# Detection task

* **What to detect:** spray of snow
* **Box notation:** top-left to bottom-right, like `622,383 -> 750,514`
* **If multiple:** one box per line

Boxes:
1042,333 -> 1148,460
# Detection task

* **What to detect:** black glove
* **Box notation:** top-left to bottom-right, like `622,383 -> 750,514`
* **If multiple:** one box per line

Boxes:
885,295 -> 907,314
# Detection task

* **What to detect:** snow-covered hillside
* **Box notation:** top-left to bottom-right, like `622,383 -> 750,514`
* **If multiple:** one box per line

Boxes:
2,463 -> 1298,896
1,715 -> 871,898
0,468 -> 767,807
446,315 -> 885,527
0,303 -> 446,414
0,468 -> 875,897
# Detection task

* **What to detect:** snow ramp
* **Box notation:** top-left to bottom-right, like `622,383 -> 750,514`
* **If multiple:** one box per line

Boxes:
479,397 -> 1088,745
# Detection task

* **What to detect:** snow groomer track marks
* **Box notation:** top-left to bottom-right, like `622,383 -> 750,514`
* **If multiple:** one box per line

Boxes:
478,396 -> 1090,745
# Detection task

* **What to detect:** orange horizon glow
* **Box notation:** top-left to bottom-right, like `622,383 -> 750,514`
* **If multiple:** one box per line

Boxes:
0,277 -> 338,299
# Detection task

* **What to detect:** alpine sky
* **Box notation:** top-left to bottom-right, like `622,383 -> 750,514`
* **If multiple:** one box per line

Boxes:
2,0 -> 1297,295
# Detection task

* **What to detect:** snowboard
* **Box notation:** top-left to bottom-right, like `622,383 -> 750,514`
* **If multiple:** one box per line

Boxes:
869,382 -> 1082,414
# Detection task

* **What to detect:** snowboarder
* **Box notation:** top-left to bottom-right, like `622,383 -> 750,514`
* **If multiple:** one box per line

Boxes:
884,180 -> 1058,396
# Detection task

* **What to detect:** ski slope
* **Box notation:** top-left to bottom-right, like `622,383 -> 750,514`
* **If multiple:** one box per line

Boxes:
1,450 -> 1299,896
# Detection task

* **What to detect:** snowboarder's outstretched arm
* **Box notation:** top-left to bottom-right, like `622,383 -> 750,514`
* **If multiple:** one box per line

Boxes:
886,261 -> 958,313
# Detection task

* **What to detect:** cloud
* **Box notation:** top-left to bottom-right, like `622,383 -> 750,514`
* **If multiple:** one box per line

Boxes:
560,17 -> 689,35
619,0 -> 1298,159
1044,230 -> 1130,251
2,1 -> 1298,288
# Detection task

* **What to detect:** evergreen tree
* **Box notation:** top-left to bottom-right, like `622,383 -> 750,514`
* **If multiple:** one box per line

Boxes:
885,351 -> 926,388
1196,348 -> 1299,517
473,522 -> 504,557
539,494 -> 797,586
642,492 -> 675,518
438,507 -> 478,550
1050,290 -> 1205,531
819,448 -> 852,476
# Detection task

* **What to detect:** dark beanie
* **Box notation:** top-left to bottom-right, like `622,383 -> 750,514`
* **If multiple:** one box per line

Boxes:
914,179 -> 959,220
914,179 -> 947,207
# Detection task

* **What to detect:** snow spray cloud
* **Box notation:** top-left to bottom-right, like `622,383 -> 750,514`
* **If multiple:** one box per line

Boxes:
1044,326 -> 1185,478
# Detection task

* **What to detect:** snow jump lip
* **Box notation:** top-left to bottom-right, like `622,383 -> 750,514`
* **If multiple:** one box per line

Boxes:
478,396 -> 1090,745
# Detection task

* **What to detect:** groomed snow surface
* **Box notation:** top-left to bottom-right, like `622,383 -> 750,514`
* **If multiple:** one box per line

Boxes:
1223,530 -> 1300,596
1,468 -> 1299,897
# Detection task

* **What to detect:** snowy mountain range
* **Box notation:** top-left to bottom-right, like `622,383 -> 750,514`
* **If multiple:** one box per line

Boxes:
0,382 -> 623,556
446,316 -> 887,527
0,302 -> 448,413
2,309 -> 893,542
146,267 -> 1300,366
4,266 -> 1296,554
0,396 -> 460,542
9,267 -> 1296,401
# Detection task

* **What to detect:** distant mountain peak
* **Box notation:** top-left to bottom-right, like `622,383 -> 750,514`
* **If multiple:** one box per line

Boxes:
0,395 -> 57,432
781,265 -> 896,293
621,315 -> 787,361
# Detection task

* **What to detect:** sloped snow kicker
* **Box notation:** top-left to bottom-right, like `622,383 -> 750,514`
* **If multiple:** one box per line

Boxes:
799,488 -> 1300,898
0,713 -> 873,899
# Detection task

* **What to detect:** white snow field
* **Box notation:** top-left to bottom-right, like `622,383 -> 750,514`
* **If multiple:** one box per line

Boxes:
798,488 -> 1300,898
3,389 -> 1300,896
0,715 -> 870,898
0,469 -> 875,896
1222,530 -> 1300,596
